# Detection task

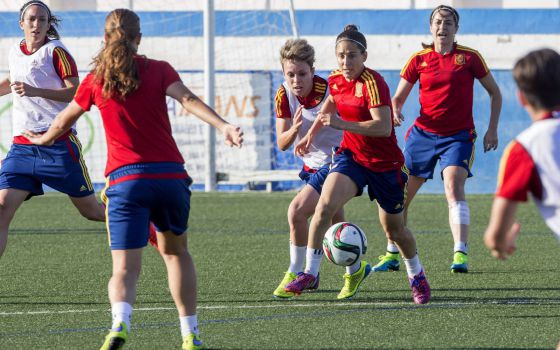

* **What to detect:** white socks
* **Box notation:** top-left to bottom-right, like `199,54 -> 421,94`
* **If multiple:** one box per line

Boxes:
288,243 -> 306,273
454,242 -> 468,254
346,260 -> 361,275
304,247 -> 323,277
111,302 -> 132,332
403,255 -> 422,278
386,242 -> 400,254
180,315 -> 199,337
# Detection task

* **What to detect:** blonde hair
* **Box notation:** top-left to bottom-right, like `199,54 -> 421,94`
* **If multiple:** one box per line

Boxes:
92,9 -> 141,99
279,39 -> 315,69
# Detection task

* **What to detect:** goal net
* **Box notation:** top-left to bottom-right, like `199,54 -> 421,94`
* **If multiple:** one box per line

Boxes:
0,1 -> 301,191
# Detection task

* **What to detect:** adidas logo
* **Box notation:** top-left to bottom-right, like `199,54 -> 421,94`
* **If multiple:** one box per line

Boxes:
420,61 -> 428,67
463,160 -> 469,165
80,185 -> 87,192
332,83 -> 338,90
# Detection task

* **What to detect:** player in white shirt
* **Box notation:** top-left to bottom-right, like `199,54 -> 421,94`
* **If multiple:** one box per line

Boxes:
484,48 -> 560,350
272,39 -> 344,298
0,1 -> 105,259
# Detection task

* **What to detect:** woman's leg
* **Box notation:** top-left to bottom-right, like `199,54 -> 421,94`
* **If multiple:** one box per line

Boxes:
0,188 -> 30,257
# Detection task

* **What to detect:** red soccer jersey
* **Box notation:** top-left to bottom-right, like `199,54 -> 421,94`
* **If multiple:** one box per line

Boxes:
328,67 -> 403,172
74,56 -> 184,176
495,140 -> 542,202
401,44 -> 489,136
274,75 -> 327,119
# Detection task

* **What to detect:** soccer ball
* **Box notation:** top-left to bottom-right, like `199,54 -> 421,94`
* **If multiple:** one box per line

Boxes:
323,222 -> 367,266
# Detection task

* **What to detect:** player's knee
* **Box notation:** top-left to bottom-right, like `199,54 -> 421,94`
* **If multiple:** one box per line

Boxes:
160,242 -> 188,257
287,201 -> 308,224
315,200 -> 337,221
449,201 -> 470,225
78,205 -> 105,222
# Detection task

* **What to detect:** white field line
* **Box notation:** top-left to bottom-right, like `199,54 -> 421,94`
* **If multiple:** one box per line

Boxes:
0,298 -> 553,317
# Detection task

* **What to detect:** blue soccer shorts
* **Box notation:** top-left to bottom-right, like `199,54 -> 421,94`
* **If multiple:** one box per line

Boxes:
298,163 -> 330,194
329,148 -> 408,214
0,134 -> 94,198
403,125 -> 477,180
103,162 -> 192,250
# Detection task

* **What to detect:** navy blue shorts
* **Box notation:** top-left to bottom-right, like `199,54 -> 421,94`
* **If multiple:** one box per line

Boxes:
0,135 -> 94,198
330,149 -> 407,214
298,163 -> 330,194
103,162 -> 192,250
403,126 -> 477,180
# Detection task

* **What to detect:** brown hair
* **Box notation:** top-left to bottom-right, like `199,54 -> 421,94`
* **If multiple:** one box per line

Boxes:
19,0 -> 61,40
422,5 -> 459,49
279,38 -> 315,69
336,24 -> 367,53
513,48 -> 560,110
92,9 -> 141,99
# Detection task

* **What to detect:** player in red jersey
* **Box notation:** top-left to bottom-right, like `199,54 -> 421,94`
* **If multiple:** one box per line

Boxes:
272,39 -> 343,298
484,47 -> 560,350
374,5 -> 502,273
286,25 -> 430,304
0,1 -> 107,261
23,9 -> 243,350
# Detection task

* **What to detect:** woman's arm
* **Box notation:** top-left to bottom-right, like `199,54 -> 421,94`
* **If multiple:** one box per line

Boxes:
479,73 -> 502,152
10,76 -> 79,103
484,197 -> 521,260
166,81 -> 243,147
276,105 -> 303,151
323,105 -> 393,138
0,76 -> 12,96
21,101 -> 85,145
391,78 -> 414,127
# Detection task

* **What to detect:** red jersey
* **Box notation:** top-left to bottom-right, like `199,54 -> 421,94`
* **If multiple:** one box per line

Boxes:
328,67 -> 403,172
274,75 -> 327,119
74,56 -> 184,176
401,44 -> 489,136
495,140 -> 542,202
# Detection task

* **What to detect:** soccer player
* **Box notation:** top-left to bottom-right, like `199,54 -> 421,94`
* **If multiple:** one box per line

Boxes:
375,5 -> 502,273
272,38 -> 344,298
288,25 -> 431,304
0,0 -> 106,259
484,47 -> 560,350
484,49 -> 560,259
23,9 -> 243,350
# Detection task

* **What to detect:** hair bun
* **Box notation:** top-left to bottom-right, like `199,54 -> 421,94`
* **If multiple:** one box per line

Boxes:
344,24 -> 359,32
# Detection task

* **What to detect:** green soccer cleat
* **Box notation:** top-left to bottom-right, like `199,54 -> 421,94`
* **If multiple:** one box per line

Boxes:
100,322 -> 128,350
451,251 -> 469,273
337,261 -> 371,300
273,271 -> 297,298
372,252 -> 400,272
182,333 -> 203,350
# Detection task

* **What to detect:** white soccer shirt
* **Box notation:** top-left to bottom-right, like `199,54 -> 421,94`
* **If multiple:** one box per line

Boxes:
282,81 -> 342,169
515,113 -> 560,237
8,39 -> 74,136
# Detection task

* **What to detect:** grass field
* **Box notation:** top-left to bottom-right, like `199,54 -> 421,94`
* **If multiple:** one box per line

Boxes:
0,192 -> 559,349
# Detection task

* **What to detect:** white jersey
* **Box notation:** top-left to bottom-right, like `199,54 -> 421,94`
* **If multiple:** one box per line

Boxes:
282,81 -> 342,169
516,112 -> 560,237
8,39 -> 75,137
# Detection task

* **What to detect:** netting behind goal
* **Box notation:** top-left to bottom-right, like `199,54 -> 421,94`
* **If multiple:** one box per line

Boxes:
0,5 -> 302,190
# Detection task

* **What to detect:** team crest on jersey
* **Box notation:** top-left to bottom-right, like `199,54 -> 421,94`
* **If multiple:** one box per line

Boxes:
355,82 -> 363,98
454,54 -> 465,65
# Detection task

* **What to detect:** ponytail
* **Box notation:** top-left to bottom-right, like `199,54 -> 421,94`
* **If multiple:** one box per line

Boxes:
92,9 -> 141,99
